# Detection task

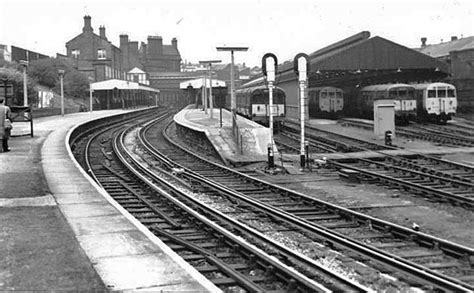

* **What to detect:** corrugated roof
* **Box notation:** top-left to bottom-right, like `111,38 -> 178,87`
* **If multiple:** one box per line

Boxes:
91,79 -> 159,92
148,71 -> 200,78
361,83 -> 414,92
417,36 -> 474,58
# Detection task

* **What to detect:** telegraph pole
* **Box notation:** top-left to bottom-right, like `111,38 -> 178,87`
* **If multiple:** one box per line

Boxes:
20,60 -> 29,106
58,69 -> 65,116
216,47 -> 248,130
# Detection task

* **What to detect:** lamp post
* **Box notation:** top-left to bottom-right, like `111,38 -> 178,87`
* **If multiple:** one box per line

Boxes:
20,60 -> 29,106
88,76 -> 94,112
294,53 -> 309,169
262,53 -> 278,168
58,69 -> 65,116
216,46 -> 248,130
202,74 -> 207,113
199,60 -> 221,119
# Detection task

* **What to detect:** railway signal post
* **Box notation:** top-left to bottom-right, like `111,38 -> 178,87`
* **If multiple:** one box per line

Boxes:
262,53 -> 278,169
294,53 -> 309,169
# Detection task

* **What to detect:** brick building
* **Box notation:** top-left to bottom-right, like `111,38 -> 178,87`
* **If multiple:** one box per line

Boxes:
64,15 -> 182,84
416,36 -> 474,112
65,16 -> 122,81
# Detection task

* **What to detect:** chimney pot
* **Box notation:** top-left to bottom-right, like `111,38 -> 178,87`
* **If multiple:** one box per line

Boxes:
83,15 -> 93,32
99,26 -> 106,39
120,34 -> 129,45
421,37 -> 427,47
451,36 -> 458,41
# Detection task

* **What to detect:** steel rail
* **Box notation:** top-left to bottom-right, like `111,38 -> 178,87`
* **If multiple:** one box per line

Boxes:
143,118 -> 474,292
329,159 -> 474,208
113,122 -> 335,292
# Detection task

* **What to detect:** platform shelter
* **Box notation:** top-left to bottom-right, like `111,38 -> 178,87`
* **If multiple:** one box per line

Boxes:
91,79 -> 160,110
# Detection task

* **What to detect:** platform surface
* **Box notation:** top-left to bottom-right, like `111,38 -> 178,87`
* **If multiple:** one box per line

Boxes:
0,110 -> 219,292
174,106 -> 275,164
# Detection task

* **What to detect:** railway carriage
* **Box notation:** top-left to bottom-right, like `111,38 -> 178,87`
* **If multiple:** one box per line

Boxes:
308,86 -> 344,119
233,85 -> 286,126
411,82 -> 457,124
358,84 -> 417,125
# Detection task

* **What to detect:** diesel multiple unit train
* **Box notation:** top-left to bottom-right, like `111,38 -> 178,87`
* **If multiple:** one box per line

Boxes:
308,86 -> 344,118
233,79 -> 457,125
358,83 -> 417,125
233,85 -> 286,126
412,82 -> 457,123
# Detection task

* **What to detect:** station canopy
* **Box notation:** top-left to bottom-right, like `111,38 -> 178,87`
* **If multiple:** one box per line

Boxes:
271,31 -> 451,87
91,79 -> 160,93
180,78 -> 226,89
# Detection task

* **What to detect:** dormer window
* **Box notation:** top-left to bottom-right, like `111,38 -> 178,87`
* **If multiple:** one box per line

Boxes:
97,49 -> 106,59
71,49 -> 80,59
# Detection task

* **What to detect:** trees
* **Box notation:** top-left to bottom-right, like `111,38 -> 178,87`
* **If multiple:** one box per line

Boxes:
0,62 -> 37,106
28,58 -> 90,101
1,58 -> 90,106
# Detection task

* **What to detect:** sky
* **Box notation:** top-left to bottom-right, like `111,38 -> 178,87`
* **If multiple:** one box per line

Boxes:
1,0 -> 473,68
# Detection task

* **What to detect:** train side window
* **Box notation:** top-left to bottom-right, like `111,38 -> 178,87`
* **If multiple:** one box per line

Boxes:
448,89 -> 455,97
428,90 -> 436,97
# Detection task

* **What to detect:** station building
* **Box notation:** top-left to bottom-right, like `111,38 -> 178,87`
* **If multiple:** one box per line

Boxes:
62,15 -> 189,103
416,36 -> 474,111
254,31 -> 449,121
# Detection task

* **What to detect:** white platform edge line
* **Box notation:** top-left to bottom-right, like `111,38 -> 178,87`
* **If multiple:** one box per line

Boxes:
64,111 -> 220,292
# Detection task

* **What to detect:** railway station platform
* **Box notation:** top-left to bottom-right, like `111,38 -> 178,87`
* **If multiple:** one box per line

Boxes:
0,110 -> 218,291
174,106 -> 274,165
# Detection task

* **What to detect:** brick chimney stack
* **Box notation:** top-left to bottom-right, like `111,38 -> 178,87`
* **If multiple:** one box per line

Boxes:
147,36 -> 163,56
421,37 -> 427,47
99,26 -> 107,39
83,15 -> 93,32
451,36 -> 458,41
172,37 -> 178,49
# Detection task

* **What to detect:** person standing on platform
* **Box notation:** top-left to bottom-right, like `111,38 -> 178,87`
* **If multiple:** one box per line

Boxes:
0,97 -> 12,152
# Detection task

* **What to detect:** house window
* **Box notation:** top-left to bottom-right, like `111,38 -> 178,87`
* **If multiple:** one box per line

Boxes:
71,49 -> 80,59
97,49 -> 106,59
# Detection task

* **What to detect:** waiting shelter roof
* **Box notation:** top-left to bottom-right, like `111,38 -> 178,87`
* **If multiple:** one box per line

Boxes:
91,79 -> 160,93
179,78 -> 226,89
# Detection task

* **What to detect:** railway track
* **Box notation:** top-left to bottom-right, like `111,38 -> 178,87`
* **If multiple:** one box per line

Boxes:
329,156 -> 474,209
340,119 -> 474,147
136,117 -> 474,291
283,119 -> 474,208
71,111 -> 365,292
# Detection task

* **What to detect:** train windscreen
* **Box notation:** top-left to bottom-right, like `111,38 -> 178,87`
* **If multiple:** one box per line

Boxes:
448,89 -> 456,97
437,89 -> 447,98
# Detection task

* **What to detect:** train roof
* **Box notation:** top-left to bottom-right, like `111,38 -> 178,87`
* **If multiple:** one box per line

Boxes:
308,86 -> 343,91
410,82 -> 456,90
235,84 -> 285,94
361,83 -> 415,91
240,76 -> 265,88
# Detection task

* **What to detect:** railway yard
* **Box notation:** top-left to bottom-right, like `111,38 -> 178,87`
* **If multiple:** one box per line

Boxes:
1,2 -> 473,291
63,106 -> 473,292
